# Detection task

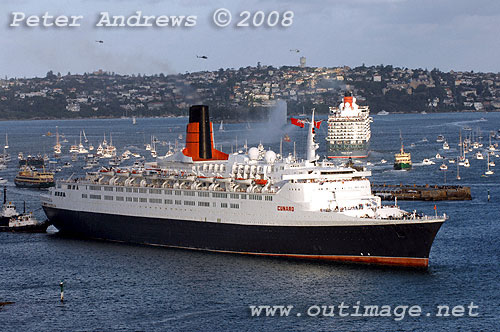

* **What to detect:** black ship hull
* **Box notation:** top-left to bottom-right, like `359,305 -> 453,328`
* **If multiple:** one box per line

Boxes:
43,206 -> 443,268
14,180 -> 55,189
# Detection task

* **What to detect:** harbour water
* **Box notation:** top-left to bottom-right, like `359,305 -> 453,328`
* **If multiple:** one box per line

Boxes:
0,112 -> 499,331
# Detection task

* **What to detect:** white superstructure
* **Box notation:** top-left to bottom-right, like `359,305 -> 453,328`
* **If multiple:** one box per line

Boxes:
42,112 -> 437,227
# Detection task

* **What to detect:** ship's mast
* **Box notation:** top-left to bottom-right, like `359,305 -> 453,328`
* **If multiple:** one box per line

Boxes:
290,109 -> 320,162
306,109 -> 319,162
399,130 -> 404,154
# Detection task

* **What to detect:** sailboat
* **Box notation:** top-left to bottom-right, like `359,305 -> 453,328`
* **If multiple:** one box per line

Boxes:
53,127 -> 61,156
132,116 -> 137,125
456,157 -> 461,180
102,133 -> 108,148
219,121 -> 224,132
150,136 -> 157,158
96,144 -> 104,157
4,133 -> 8,149
78,131 -> 88,154
488,133 -> 496,151
485,154 -> 494,175
82,129 -> 88,143
103,133 -> 116,158
0,147 -> 9,164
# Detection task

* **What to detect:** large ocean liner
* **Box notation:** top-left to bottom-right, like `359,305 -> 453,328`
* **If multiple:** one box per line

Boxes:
326,93 -> 372,158
42,105 -> 446,268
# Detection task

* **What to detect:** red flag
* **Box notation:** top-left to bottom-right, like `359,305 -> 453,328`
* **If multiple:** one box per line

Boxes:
434,205 -> 437,210
314,120 -> 322,129
291,118 -> 305,128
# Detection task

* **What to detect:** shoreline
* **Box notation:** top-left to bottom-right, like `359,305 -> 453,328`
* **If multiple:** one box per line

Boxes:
0,109 -> 496,123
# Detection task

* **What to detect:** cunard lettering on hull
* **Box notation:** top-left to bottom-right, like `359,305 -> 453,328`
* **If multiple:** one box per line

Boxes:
277,206 -> 294,212
41,104 -> 446,268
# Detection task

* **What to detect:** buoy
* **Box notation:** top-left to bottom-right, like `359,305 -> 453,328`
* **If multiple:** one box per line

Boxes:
60,281 -> 64,302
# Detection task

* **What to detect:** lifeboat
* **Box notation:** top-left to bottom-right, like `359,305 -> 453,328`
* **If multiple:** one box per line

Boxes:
254,179 -> 268,186
235,178 -> 252,185
98,168 -> 114,176
178,175 -> 196,182
116,169 -> 130,177
130,169 -> 143,177
215,176 -> 231,184
145,169 -> 160,179
197,176 -> 215,183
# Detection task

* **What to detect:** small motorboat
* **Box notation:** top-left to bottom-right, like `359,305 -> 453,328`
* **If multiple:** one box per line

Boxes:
0,189 -> 50,233
1,213 -> 50,233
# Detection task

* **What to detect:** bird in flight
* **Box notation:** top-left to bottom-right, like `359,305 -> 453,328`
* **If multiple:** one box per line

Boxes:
196,55 -> 208,59
290,49 -> 300,53
95,40 -> 104,44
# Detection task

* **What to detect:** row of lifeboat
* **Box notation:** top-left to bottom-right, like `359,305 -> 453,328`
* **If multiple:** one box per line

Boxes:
96,168 -> 268,186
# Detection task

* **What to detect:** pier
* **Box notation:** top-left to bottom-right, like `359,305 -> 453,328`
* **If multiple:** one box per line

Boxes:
372,183 -> 472,201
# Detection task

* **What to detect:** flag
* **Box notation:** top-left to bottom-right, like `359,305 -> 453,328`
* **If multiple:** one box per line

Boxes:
314,120 -> 322,129
291,118 -> 305,128
434,205 -> 437,210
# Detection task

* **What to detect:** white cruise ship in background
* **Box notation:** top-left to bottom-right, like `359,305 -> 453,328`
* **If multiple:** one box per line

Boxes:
41,105 -> 445,268
326,93 -> 372,159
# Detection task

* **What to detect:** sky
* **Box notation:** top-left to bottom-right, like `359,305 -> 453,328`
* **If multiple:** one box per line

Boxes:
1,0 -> 499,78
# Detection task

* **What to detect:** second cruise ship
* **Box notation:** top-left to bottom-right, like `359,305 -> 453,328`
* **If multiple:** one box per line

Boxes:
326,93 -> 372,159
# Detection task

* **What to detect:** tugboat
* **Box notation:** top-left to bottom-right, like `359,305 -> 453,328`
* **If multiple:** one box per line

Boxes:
14,166 -> 55,188
0,188 -> 19,225
0,188 -> 50,232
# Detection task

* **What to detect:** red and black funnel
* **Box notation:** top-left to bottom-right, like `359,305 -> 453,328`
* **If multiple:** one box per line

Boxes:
183,105 -> 228,161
